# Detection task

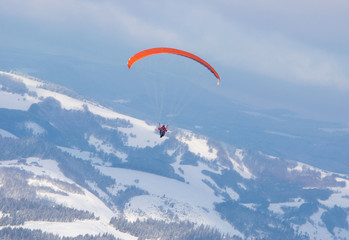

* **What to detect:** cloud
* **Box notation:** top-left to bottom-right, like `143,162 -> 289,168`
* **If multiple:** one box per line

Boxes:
1,0 -> 348,90
214,26 -> 349,90
0,0 -> 181,47
148,1 -> 349,90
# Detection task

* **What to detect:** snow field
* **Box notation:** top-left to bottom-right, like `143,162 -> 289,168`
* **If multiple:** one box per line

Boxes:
117,121 -> 165,148
0,91 -> 38,111
228,149 -> 254,179
24,121 -> 46,135
98,165 -> 243,238
268,198 -> 305,215
88,135 -> 128,162
176,131 -> 218,161
240,203 -> 258,211
1,71 -> 164,150
57,146 -> 104,166
225,187 -> 239,201
287,162 -> 331,179
296,208 -> 334,240
0,128 -> 18,139
1,158 -> 114,220
319,178 -> 349,208
102,123 -> 164,149
333,222 -> 349,240
0,158 -> 130,239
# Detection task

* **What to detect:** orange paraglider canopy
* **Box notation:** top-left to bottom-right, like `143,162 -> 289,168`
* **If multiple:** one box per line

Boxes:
127,47 -> 220,85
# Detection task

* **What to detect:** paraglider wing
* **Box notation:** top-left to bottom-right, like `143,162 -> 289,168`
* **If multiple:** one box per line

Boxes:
127,47 -> 220,85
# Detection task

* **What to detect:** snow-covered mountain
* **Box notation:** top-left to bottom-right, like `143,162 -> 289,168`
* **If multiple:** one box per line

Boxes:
0,71 -> 348,240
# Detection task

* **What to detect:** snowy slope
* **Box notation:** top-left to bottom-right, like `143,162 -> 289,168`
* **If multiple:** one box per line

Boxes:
0,71 -> 164,149
98,165 -> 242,237
0,128 -> 18,139
1,71 -> 349,240
0,158 -> 137,240
0,88 -> 39,110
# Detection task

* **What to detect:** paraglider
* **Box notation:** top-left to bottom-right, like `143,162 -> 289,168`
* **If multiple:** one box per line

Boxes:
158,124 -> 168,138
127,47 -> 220,137
127,47 -> 220,85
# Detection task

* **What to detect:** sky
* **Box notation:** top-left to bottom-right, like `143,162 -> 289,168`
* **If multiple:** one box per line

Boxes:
0,0 -> 348,125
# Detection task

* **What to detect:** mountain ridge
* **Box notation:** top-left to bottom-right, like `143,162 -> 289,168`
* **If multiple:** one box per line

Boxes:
0,71 -> 348,239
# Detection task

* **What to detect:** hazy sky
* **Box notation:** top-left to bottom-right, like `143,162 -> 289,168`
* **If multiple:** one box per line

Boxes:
1,0 -> 348,125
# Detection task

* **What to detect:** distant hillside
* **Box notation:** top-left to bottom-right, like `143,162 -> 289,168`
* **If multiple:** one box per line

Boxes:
0,71 -> 348,240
